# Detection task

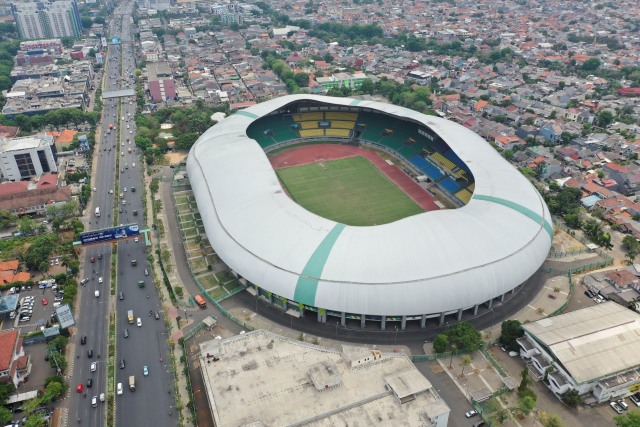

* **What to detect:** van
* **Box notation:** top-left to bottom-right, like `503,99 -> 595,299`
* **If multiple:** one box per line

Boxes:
129,375 -> 135,391
95,290 -> 100,298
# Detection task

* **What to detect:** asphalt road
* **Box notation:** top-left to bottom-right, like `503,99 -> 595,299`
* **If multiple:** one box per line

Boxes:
67,18 -> 121,426
112,12 -> 176,427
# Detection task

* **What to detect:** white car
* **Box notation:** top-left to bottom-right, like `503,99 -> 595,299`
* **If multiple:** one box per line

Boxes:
134,237 -> 139,243
137,318 -> 142,327
91,362 -> 97,372
98,277 -> 103,284
117,383 -> 123,395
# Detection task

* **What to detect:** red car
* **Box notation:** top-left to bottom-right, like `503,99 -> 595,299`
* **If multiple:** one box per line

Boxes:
77,384 -> 83,393
42,297 -> 48,305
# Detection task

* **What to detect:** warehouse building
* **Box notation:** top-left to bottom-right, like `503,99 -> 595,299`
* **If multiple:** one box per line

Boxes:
518,302 -> 640,403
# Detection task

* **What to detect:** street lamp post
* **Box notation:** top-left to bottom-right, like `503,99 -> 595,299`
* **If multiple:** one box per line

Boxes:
394,326 -> 398,346
336,321 -> 338,339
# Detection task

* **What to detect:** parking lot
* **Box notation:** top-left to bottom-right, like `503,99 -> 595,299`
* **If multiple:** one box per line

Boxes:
6,283 -> 65,329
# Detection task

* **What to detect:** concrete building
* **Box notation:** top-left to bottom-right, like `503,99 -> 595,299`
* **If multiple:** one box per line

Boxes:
518,302 -> 640,403
11,0 -> 82,40
140,0 -> 170,11
199,330 -> 450,427
0,173 -> 71,215
0,135 -> 58,181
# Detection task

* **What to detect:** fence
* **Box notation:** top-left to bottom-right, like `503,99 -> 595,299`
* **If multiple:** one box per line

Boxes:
480,347 -> 508,378
547,248 -> 590,258
411,348 -> 468,362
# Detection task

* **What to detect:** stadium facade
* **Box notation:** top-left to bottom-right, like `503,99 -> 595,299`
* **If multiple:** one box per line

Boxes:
187,95 -> 552,329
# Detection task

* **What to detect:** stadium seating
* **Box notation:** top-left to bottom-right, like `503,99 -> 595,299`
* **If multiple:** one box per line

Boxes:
299,129 -> 325,138
439,177 -> 461,194
325,129 -> 351,137
331,121 -> 356,130
293,112 -> 324,121
455,189 -> 473,204
325,112 -> 358,121
410,155 -> 444,181
431,152 -> 457,171
300,121 -> 320,129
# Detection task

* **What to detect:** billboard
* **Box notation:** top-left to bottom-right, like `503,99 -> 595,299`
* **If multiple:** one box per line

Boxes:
111,37 -> 121,45
55,304 -> 76,329
79,224 -> 140,245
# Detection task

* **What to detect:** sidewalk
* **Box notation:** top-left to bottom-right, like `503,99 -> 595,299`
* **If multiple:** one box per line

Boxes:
144,168 -> 193,427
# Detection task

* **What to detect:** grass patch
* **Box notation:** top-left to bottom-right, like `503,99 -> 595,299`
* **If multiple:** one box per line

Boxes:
210,286 -> 227,300
224,280 -> 244,292
276,156 -> 423,226
190,257 -> 207,271
198,274 -> 218,288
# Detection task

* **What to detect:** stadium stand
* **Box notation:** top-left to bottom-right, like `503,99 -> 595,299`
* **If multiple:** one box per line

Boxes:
325,112 -> 358,121
300,129 -> 325,138
455,189 -> 473,204
247,109 -> 476,205
325,129 -> 351,137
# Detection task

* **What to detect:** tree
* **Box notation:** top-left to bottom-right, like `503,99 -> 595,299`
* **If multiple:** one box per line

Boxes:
460,354 -> 472,378
519,394 -> 536,415
581,57 -> 601,71
615,411 -> 640,427
0,210 -> 18,229
540,412 -> 564,427
433,333 -> 448,353
18,217 -> 37,235
24,235 -> 55,271
518,367 -> 531,394
440,322 -> 483,353
294,72 -> 309,87
448,343 -> 458,369
80,16 -> 93,29
597,110 -> 614,128
49,351 -> 67,373
562,389 -> 582,408
0,382 -> 15,405
623,235 -> 640,253
41,380 -> 64,404
0,407 -> 11,425
500,320 -> 523,351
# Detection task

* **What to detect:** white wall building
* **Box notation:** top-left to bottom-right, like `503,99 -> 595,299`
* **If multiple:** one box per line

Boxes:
518,302 -> 640,403
12,0 -> 82,40
0,135 -> 58,181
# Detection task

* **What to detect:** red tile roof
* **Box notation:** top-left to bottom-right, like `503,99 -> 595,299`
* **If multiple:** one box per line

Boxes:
0,329 -> 18,371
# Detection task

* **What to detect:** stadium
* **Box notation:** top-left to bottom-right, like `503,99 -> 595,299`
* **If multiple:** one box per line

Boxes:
187,94 -> 552,329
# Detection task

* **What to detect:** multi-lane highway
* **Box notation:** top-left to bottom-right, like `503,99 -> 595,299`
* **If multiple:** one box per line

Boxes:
67,6 -> 174,426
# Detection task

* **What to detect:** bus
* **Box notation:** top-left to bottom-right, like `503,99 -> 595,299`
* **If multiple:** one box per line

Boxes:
195,294 -> 206,309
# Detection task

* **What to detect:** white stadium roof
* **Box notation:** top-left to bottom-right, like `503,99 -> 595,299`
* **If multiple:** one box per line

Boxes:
187,95 -> 552,316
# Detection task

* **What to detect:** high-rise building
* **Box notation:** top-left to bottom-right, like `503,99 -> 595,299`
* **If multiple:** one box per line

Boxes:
11,0 -> 83,40
0,135 -> 58,181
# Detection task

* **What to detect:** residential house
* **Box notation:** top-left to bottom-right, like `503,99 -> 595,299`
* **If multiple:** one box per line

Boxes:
0,329 -> 30,387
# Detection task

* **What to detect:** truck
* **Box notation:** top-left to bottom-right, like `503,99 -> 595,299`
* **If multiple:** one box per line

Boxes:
127,310 -> 134,324
195,294 -> 207,309
95,207 -> 101,217
129,375 -> 135,391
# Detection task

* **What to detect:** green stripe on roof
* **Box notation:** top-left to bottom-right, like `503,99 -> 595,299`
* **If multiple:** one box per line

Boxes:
294,223 -> 346,305
474,194 -> 553,240
234,110 -> 259,119
350,99 -> 364,106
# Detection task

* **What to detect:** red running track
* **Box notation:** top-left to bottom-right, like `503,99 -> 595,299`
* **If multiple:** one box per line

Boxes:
269,144 -> 440,212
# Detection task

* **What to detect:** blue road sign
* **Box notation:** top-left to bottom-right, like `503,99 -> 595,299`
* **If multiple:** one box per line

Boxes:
79,224 -> 140,245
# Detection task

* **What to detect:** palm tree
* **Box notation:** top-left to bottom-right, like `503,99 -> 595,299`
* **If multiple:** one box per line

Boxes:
449,344 -> 458,369
460,354 -> 472,378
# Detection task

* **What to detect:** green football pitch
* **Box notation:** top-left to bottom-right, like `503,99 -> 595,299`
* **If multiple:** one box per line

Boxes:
276,156 -> 423,226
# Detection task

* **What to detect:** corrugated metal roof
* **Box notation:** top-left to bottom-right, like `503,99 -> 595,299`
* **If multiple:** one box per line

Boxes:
524,302 -> 640,384
187,95 -> 552,316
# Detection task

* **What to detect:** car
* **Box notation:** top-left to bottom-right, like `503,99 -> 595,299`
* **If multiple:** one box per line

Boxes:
117,383 -> 123,395
9,311 -> 15,319
19,317 -> 30,323
41,297 -> 48,305
137,318 -> 142,327
619,399 -> 629,410
143,366 -> 148,376
90,256 -> 95,263
91,395 -> 97,408
465,410 -> 478,418
119,292 -> 124,300
124,187 -> 127,192
77,384 -> 83,393
629,394 -> 640,406
98,277 -> 103,284
611,401 -> 625,414
120,359 -> 125,369
91,362 -> 97,372
81,278 -> 89,285
508,351 -> 519,357
109,189 -> 114,194
144,268 -> 149,276
87,349 -> 93,358
472,422 -> 486,427
100,393 -> 105,402
81,336 -> 87,345
155,311 -> 160,320
134,237 -> 139,243
123,328 -> 129,338
584,290 -> 594,298
86,378 -> 93,388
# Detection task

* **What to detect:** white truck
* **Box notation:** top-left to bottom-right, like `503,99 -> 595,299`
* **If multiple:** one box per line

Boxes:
95,207 -> 101,217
